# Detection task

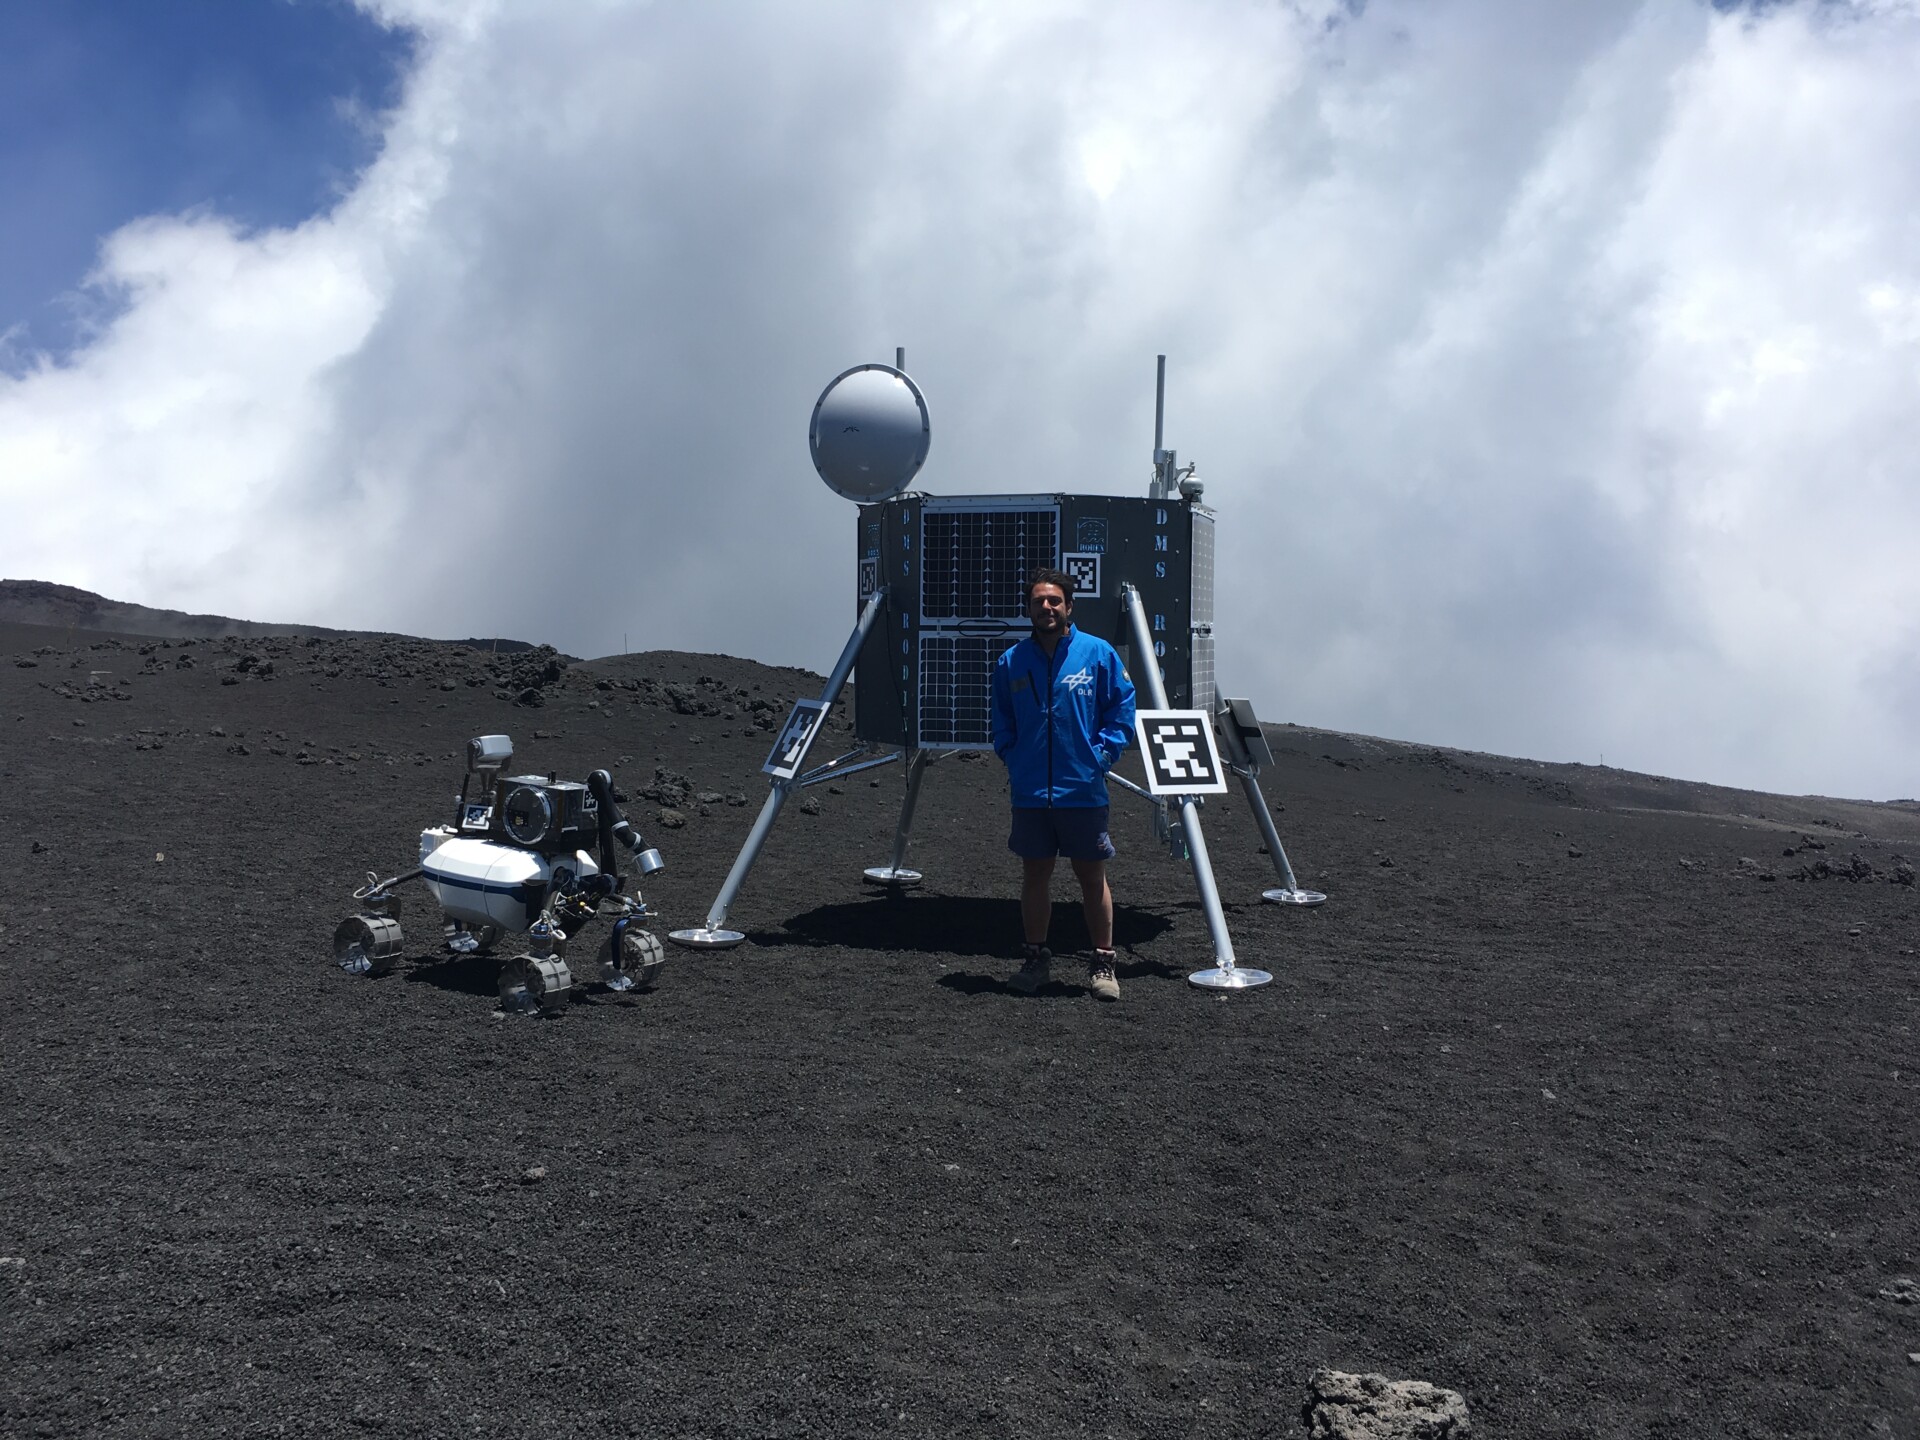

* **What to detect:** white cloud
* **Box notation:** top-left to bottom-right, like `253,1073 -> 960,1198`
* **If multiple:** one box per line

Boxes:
2,0 -> 1917,797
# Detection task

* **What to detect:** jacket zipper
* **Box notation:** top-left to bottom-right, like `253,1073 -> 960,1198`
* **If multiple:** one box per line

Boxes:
1042,632 -> 1065,807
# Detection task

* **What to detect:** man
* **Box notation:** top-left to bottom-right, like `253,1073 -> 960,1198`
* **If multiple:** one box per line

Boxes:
990,566 -> 1136,1000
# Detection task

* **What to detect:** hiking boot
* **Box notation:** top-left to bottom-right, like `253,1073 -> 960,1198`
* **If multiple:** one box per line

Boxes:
1009,943 -> 1051,994
1088,950 -> 1120,1002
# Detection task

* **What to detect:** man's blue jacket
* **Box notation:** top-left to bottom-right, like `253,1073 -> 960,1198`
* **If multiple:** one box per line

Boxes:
990,625 -> 1137,808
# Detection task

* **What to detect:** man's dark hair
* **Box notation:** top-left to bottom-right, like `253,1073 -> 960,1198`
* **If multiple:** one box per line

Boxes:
1025,566 -> 1075,606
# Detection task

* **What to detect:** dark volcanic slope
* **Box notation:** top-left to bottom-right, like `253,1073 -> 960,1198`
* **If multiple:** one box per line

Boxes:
2,622 -> 1917,1439
0,580 -> 534,650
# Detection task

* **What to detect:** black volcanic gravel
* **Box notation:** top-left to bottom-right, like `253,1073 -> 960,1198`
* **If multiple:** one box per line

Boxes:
3,621 -> 1918,1437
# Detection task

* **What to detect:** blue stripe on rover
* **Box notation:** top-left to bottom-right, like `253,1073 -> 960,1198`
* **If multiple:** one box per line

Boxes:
423,864 -> 545,928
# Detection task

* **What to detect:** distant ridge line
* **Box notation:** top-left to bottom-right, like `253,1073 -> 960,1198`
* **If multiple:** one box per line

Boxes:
0,579 -> 537,652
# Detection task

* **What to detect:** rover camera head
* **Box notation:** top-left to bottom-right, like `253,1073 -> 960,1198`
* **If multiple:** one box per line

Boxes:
500,782 -> 555,846
493,776 -> 597,855
467,734 -> 514,775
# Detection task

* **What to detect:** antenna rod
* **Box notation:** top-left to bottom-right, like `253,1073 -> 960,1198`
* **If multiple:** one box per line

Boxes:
1154,354 -> 1166,453
896,346 -> 906,371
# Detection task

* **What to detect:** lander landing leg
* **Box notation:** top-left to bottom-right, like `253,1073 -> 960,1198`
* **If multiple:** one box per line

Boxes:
864,748 -> 930,886
671,589 -> 889,949
1249,792 -> 1326,908
669,791 -> 781,949
1173,799 -> 1272,990
1118,585 -> 1272,991
1214,694 -> 1327,907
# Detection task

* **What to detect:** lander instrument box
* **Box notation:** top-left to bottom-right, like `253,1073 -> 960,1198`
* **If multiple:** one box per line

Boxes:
852,493 -> 1216,749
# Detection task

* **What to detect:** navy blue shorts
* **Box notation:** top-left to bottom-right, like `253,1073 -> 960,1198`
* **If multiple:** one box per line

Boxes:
1009,806 -> 1116,862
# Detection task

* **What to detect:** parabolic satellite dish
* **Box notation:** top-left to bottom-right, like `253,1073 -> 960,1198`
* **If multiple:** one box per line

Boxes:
809,364 -> 931,503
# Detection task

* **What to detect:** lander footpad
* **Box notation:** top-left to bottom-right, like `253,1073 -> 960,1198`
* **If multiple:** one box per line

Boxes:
668,927 -> 745,949
1188,964 -> 1273,990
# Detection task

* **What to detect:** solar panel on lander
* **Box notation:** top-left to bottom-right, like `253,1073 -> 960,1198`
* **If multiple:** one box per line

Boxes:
853,494 -> 1217,750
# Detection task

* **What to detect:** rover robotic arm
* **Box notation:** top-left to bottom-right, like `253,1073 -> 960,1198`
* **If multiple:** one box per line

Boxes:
587,767 -> 664,881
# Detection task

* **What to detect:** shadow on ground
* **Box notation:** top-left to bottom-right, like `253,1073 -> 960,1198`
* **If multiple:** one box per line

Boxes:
400,947 -> 646,1008
756,891 -> 1176,958
402,950 -> 501,997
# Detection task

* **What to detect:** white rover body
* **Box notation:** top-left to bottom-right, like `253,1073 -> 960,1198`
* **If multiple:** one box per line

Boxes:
333,734 -> 667,1014
418,832 -> 602,933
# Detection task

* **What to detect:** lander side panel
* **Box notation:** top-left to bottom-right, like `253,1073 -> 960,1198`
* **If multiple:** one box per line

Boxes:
854,494 -> 1216,750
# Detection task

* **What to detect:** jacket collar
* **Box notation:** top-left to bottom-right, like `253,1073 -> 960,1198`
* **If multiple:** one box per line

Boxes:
1026,623 -> 1076,656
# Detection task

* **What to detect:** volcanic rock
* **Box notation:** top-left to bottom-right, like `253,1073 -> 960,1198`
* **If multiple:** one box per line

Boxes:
1303,1369 -> 1471,1438
1793,854 -> 1876,882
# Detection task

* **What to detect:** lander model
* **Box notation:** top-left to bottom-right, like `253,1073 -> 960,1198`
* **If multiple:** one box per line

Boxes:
669,354 -> 1326,990
331,735 -> 670,1014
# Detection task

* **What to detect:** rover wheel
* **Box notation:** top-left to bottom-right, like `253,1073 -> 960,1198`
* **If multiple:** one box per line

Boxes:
525,956 -> 573,1015
600,927 -> 666,992
496,955 -> 534,1011
442,919 -> 500,956
332,914 -> 403,977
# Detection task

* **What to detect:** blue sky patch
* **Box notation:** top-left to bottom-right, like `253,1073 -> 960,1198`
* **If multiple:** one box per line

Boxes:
0,0 -> 416,354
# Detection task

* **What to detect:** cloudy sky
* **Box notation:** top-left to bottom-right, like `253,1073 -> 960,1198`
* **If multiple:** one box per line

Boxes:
3,0 -> 1917,800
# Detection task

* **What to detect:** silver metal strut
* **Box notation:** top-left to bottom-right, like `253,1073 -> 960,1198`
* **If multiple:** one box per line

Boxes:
1213,693 -> 1327,908
1118,583 -> 1271,990
1231,760 -> 1326,907
864,748 -> 931,886
669,587 -> 890,949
